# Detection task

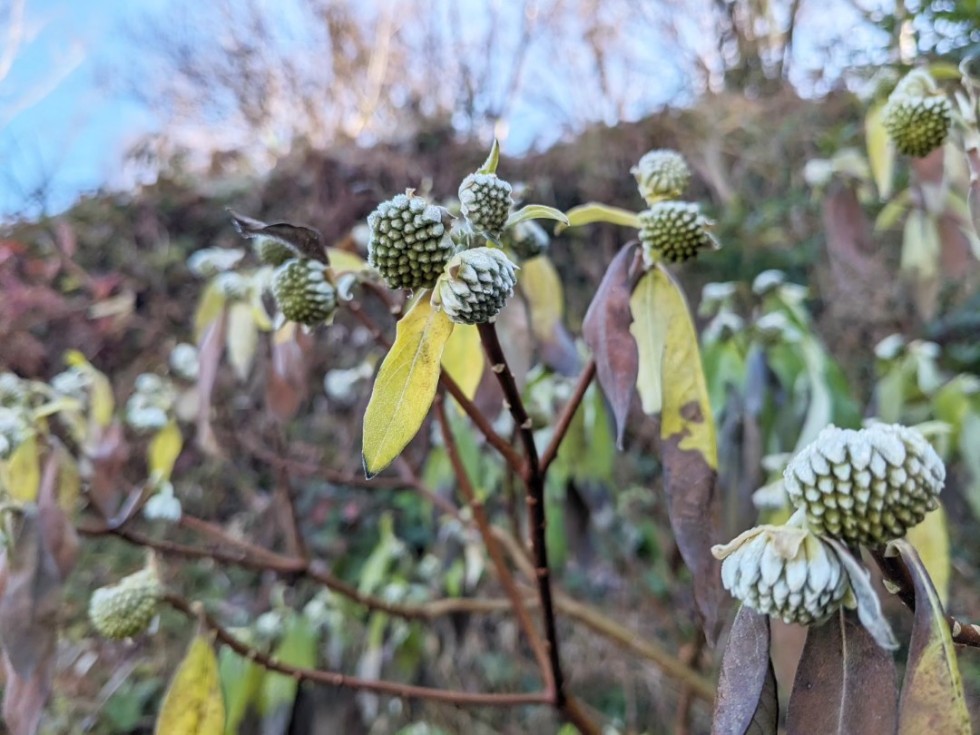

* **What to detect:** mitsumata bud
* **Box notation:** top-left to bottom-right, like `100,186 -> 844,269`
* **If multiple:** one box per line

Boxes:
89,564 -> 163,639
434,247 -> 518,325
783,424 -> 945,546
712,518 -> 851,625
506,220 -> 550,260
882,70 -> 951,158
458,173 -> 513,238
631,149 -> 691,202
367,193 -> 455,290
639,201 -> 718,264
271,258 -> 337,326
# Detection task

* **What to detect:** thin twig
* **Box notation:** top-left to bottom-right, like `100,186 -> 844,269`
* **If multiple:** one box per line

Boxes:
164,593 -> 550,707
540,359 -> 597,474
270,427 -> 308,559
871,549 -> 980,648
478,323 -> 566,707
434,397 -> 554,694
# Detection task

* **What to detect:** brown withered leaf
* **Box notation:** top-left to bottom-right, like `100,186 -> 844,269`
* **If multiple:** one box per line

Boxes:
229,210 -> 327,264
86,421 -> 130,517
582,243 -> 638,449
3,651 -> 50,735
786,609 -> 897,735
196,308 -> 228,456
266,323 -> 311,422
890,540 -> 971,735
713,606 -> 777,735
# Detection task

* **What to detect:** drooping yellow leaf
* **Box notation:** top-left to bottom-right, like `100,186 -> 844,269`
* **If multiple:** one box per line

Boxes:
906,506 -> 950,607
520,255 -> 563,342
891,540 -> 971,735
65,350 -> 114,427
149,421 -> 183,482
630,267 -> 717,467
226,301 -> 258,381
362,295 -> 454,476
54,443 -> 81,514
902,209 -> 941,278
155,634 -> 226,735
866,101 -> 895,199
194,281 -> 227,341
1,434 -> 41,502
629,270 -> 665,416
441,324 -> 483,400
326,247 -> 366,273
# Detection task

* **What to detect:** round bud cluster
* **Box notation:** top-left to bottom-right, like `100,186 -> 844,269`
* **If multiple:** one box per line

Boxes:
125,374 -> 176,433
89,566 -> 163,639
639,201 -> 717,264
882,71 -> 951,157
713,521 -> 850,625
505,220 -> 550,260
783,424 -> 945,546
631,149 -> 691,202
367,193 -> 455,290
0,406 -> 32,460
458,173 -> 513,238
0,373 -> 27,407
253,237 -> 295,267
271,259 -> 337,326
434,247 -> 518,325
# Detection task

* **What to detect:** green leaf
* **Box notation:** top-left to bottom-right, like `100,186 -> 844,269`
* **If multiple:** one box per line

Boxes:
866,101 -> 895,199
889,539 -> 972,735
362,295 -> 454,476
503,204 -> 570,230
520,255 -> 564,343
441,324 -> 483,401
219,647 -> 265,735
906,507 -> 951,607
226,301 -> 258,381
261,616 -> 318,716
556,203 -> 641,234
155,634 -> 225,735
148,421 -> 183,483
477,139 -> 500,175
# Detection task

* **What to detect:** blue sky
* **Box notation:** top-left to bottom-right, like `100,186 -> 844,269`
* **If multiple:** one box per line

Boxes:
0,0 -> 164,219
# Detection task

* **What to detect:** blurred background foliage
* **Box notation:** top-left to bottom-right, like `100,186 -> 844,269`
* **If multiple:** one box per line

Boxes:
2,0 -> 980,733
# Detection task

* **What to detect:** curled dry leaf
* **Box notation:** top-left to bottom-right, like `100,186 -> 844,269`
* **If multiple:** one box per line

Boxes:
582,242 -> 638,449
786,609 -> 898,735
712,606 -> 777,735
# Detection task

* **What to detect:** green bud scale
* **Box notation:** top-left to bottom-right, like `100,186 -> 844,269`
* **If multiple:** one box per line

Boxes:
783,424 -> 945,546
434,247 -> 518,325
882,94 -> 951,158
505,220 -> 550,260
253,237 -> 296,267
639,201 -> 717,264
271,258 -> 337,326
458,173 -> 513,238
89,567 -> 162,639
367,193 -> 455,290
631,149 -> 691,202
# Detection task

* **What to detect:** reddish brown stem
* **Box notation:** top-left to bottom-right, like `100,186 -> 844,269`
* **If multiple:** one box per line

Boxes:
270,428 -> 307,559
434,398 -> 554,694
540,359 -> 597,474
164,593 -> 549,707
477,323 -> 566,707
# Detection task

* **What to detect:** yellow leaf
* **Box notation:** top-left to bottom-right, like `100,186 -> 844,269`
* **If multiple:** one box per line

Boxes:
194,281 -> 227,341
631,267 -> 717,467
156,634 -> 226,735
226,301 -> 258,381
326,247 -> 366,273
64,351 -> 114,427
55,444 -> 81,514
1,434 -> 41,502
520,255 -> 564,342
907,506 -> 950,607
866,102 -> 895,199
558,202 -> 641,234
362,296 -> 454,476
441,324 -> 483,401
149,421 -> 183,482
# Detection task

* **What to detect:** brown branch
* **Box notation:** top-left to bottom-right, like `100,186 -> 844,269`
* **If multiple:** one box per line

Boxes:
478,323 -> 566,707
673,631 -> 706,734
871,549 -> 980,649
164,593 -> 550,707
493,527 -> 716,702
540,359 -> 597,474
434,397 -> 554,694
